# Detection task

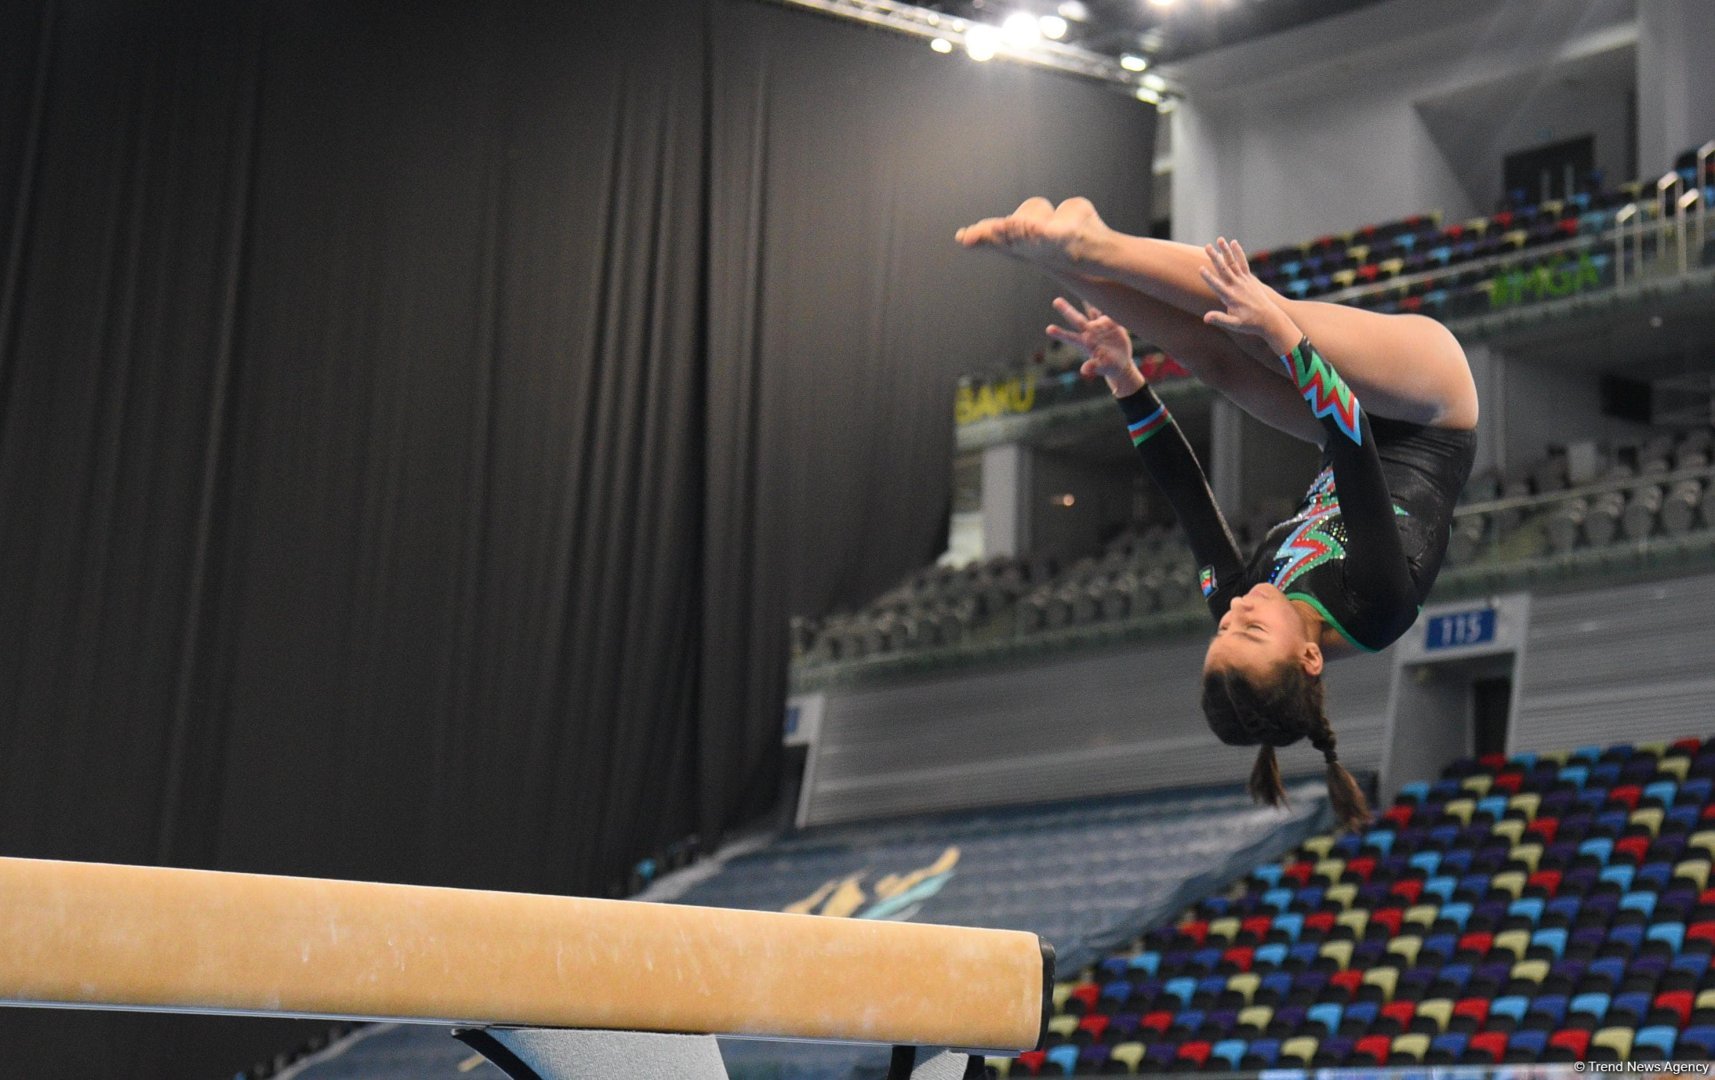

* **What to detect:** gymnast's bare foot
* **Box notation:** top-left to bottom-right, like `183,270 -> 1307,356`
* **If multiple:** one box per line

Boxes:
955,196 -> 1108,272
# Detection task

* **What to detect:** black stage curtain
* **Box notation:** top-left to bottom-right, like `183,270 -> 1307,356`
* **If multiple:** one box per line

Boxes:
0,1 -> 1153,1075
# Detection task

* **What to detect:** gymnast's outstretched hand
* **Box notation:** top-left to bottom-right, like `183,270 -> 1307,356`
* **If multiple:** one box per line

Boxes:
1198,236 -> 1301,357
955,197 -> 1107,272
1046,297 -> 1145,397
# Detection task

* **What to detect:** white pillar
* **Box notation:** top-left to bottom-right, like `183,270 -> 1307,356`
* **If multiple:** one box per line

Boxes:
981,442 -> 1032,559
1636,0 -> 1715,176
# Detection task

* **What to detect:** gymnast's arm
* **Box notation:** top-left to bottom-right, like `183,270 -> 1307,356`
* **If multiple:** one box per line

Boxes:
1047,299 -> 1245,620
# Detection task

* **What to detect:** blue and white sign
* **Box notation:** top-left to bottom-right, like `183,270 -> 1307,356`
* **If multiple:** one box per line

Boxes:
1425,607 -> 1497,651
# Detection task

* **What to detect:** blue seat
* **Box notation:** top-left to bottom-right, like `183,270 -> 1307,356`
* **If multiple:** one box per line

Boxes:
1198,975 -> 1229,998
1102,979 -> 1131,1004
1570,746 -> 1602,763
1589,957 -> 1628,988
1592,762 -> 1622,787
1560,765 -> 1590,788
1362,830 -> 1394,855
1262,888 -> 1294,912
1490,996 -> 1529,1024
1437,902 -> 1473,929
1678,1027 -> 1715,1056
1530,927 -> 1568,957
1579,788 -> 1611,811
1296,886 -> 1325,909
1578,838 -> 1614,862
1128,952 -> 1160,976
1244,1038 -> 1281,1066
1100,957 -> 1131,980
1680,778 -> 1713,804
1508,898 -> 1544,924
1619,893 -> 1657,919
1331,833 -> 1362,858
1272,913 -> 1304,942
1477,795 -> 1509,820
1668,804 -> 1703,831
1634,1025 -> 1677,1058
1163,977 -> 1197,1007
1410,851 -> 1442,875
1508,1029 -> 1549,1060
1192,947 -> 1224,971
1437,962 -> 1473,990
1570,992 -> 1611,1022
1612,991 -> 1654,1022
1210,1040 -> 1246,1069
1260,972 -> 1293,999
1287,943 -> 1320,967
1673,952 -> 1708,977
1647,922 -> 1685,952
1429,824 -> 1461,848
1596,809 -> 1631,834
1546,896 -> 1582,922
1440,850 -> 1474,874
1399,781 -> 1432,804
1307,1003 -> 1343,1034
1600,865 -> 1635,890
1045,1044 -> 1079,1075
1512,752 -> 1539,768
1458,873 -> 1491,897
1645,780 -> 1678,806
1420,935 -> 1457,964
1344,1001 -> 1379,1028
1431,1033 -> 1468,1058
1527,995 -> 1568,1024
1252,865 -> 1284,888
1638,863 -> 1674,890
1422,877 -> 1456,903
1175,1009 -> 1206,1033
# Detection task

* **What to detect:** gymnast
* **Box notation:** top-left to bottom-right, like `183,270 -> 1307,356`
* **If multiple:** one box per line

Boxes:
958,198 -> 1478,831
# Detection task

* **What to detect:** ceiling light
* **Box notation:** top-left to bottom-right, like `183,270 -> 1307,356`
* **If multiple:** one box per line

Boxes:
1056,1 -> 1089,20
1002,12 -> 1041,46
1038,14 -> 1068,39
1120,53 -> 1148,72
1148,0 -> 1177,9
965,23 -> 1001,61
930,36 -> 953,53
1141,73 -> 1167,91
1135,87 -> 1161,103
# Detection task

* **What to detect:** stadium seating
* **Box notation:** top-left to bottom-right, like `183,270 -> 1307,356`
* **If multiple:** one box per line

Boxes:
1018,737 -> 1715,1073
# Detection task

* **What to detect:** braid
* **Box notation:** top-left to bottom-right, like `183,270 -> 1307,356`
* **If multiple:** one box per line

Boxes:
1311,712 -> 1370,833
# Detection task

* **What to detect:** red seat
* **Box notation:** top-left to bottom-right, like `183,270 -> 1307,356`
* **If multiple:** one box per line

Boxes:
1528,817 -> 1560,843
1014,1050 -> 1045,1075
1355,1035 -> 1392,1063
1329,970 -> 1364,995
1382,1001 -> 1416,1028
1391,880 -> 1424,903
1491,773 -> 1523,794
1384,804 -> 1415,827
1242,915 -> 1274,939
1686,921 -> 1715,947
1140,1010 -> 1174,1034
1479,753 -> 1507,771
1223,946 -> 1255,971
1178,920 -> 1209,945
1304,912 -> 1337,934
1177,1041 -> 1212,1067
1370,908 -> 1403,935
1469,1032 -> 1508,1062
1344,857 -> 1376,882
1077,1014 -> 1110,1041
1549,1030 -> 1590,1058
1528,870 -> 1563,895
1453,998 -> 1490,1024
1699,801 -> 1715,820
1673,738 -> 1703,755
1281,862 -> 1314,886
1457,932 -> 1493,957
1608,785 -> 1642,811
1656,990 -> 1693,1026
1615,836 -> 1651,863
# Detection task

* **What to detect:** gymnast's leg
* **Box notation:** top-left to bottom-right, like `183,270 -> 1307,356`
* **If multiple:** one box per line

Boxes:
959,198 -> 1479,430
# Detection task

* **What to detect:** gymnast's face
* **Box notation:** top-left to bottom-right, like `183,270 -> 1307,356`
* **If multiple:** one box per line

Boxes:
1204,582 -> 1321,683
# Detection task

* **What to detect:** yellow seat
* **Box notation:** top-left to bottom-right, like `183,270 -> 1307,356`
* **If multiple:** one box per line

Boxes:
1511,843 -> 1542,873
1414,999 -> 1453,1032
1404,904 -> 1438,929
1301,836 -> 1335,859
1347,244 -> 1371,262
1677,859 -> 1712,891
1502,228 -> 1528,248
1387,936 -> 1422,966
1460,776 -> 1493,796
1508,793 -> 1541,819
1107,1043 -> 1144,1074
1378,257 -> 1405,277
1336,909 -> 1369,936
1637,740 -> 1669,757
1280,1037 -> 1318,1064
1362,967 -> 1398,1001
1697,989 -> 1715,1012
1048,1014 -> 1078,1039
1227,972 -> 1260,1005
1207,916 -> 1241,943
1392,1033 -> 1430,1061
1314,858 -> 1347,881
1490,871 -> 1525,898
1052,983 -> 1074,1010
1461,217 -> 1488,236
1320,940 -> 1353,970
1331,269 -> 1357,289
1490,819 -> 1525,845
1238,1005 -> 1273,1032
1441,798 -> 1474,824
1659,757 -> 1690,781
1512,959 -> 1549,986
1631,808 -> 1664,836
1324,883 -> 1357,910
1592,1026 -> 1634,1058
986,1056 -> 1014,1077
1539,199 -> 1564,217
1492,930 -> 1530,960
1688,830 -> 1715,859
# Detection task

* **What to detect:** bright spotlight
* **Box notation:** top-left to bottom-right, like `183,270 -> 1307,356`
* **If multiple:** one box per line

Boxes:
1038,14 -> 1068,39
1134,87 -> 1161,103
1056,0 -> 1089,20
1142,73 -> 1167,91
1002,12 -> 1041,46
1148,0 -> 1177,8
930,36 -> 954,53
965,23 -> 1001,61
1120,53 -> 1148,72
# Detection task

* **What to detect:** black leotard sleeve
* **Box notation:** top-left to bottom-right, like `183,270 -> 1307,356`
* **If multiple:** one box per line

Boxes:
1115,383 -> 1246,620
1279,337 -> 1417,629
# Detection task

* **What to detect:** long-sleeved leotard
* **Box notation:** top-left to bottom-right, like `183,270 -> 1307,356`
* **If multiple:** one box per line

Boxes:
1117,337 -> 1477,652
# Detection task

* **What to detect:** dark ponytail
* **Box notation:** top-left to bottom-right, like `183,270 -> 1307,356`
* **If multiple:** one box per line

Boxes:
1202,664 -> 1371,833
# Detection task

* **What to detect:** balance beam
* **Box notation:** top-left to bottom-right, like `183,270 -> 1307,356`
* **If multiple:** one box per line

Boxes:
0,856 -> 1051,1057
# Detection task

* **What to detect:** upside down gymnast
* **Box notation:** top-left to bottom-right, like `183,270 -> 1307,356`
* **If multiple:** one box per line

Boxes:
958,197 -> 1479,831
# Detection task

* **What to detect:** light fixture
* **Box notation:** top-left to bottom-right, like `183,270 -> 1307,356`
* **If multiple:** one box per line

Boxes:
1120,53 -> 1148,72
1148,0 -> 1177,8
1142,73 -> 1167,91
930,36 -> 953,52
965,23 -> 1001,61
1056,0 -> 1089,20
1002,11 -> 1041,46
1038,14 -> 1068,39
1134,87 -> 1161,103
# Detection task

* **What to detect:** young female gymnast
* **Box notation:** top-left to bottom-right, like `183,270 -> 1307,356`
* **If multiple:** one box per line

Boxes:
957,198 -> 1479,831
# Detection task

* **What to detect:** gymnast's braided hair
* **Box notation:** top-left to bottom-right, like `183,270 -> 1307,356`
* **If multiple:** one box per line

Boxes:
1201,664 -> 1370,832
